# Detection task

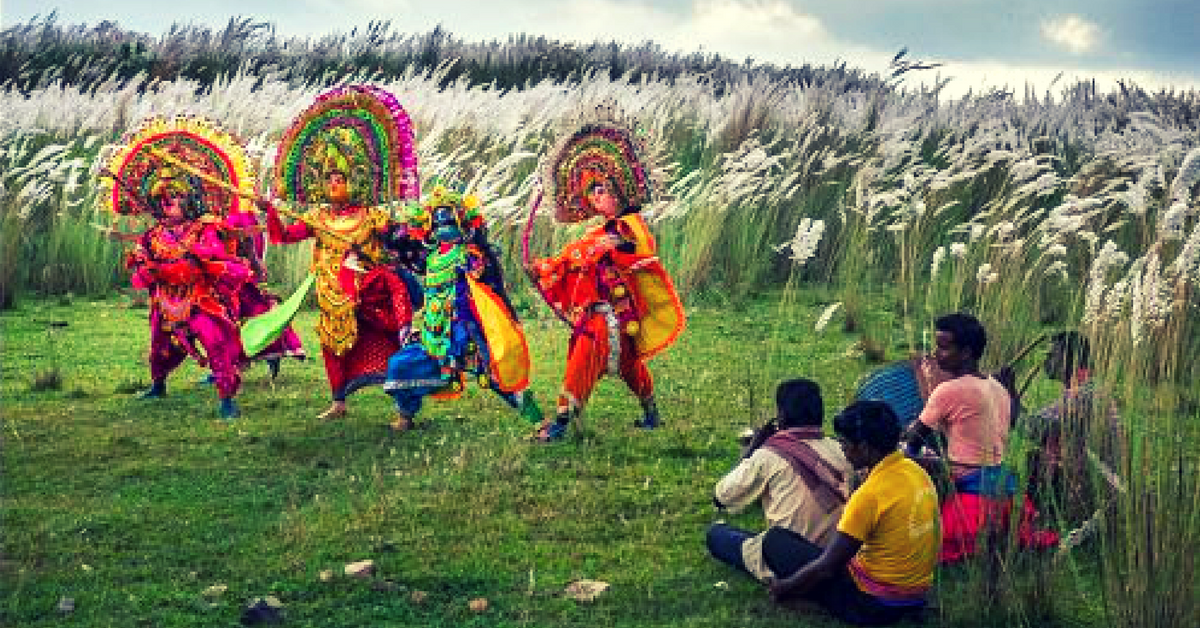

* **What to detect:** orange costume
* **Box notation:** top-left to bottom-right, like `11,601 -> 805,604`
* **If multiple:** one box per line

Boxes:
528,116 -> 684,439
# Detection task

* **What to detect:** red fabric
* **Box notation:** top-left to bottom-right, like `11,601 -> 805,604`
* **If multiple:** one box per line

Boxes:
322,325 -> 397,398
559,311 -> 652,409
531,221 -> 648,328
939,492 -> 1059,563
264,202 -> 313,244
322,266 -> 413,398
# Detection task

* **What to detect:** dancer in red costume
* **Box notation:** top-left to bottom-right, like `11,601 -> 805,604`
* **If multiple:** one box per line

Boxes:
525,112 -> 685,441
262,168 -> 415,420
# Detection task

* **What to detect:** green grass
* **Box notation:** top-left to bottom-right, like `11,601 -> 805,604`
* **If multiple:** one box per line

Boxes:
2,293 -> 1102,627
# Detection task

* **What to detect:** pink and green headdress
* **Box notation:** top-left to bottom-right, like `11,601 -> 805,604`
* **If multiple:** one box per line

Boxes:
98,115 -> 255,217
274,85 -> 419,206
543,103 -> 661,223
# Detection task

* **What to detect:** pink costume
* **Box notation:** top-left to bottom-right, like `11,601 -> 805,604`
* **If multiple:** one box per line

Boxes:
223,209 -> 306,363
98,114 -> 269,419
128,217 -> 251,400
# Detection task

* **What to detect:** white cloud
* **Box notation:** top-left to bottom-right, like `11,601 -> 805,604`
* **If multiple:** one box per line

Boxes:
515,0 -> 887,69
683,0 -> 827,52
1040,14 -> 1102,55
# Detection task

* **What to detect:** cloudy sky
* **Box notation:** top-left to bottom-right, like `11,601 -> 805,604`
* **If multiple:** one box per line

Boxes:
6,0 -> 1199,98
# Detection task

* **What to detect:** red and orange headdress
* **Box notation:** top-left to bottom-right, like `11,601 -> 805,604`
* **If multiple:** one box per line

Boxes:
543,103 -> 663,223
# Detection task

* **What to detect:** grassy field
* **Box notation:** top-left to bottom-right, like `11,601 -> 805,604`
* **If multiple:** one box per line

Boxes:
3,289 -> 956,628
2,290 -> 1118,628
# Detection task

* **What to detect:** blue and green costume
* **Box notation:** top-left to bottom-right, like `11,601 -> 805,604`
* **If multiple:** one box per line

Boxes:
384,185 -> 542,424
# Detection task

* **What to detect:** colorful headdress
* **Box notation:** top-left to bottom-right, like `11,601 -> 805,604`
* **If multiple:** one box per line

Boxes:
274,85 -> 419,207
406,181 -> 484,240
543,103 -> 663,223
98,115 -> 255,217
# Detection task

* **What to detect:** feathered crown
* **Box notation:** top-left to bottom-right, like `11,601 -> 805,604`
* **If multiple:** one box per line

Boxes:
543,102 -> 666,223
275,85 -> 419,207
98,115 -> 255,217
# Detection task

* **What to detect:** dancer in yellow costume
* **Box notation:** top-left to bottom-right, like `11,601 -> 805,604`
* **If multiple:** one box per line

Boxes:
261,85 -> 422,421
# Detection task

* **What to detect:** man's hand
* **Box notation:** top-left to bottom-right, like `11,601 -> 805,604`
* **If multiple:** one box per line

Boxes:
766,577 -> 791,601
742,420 -> 779,458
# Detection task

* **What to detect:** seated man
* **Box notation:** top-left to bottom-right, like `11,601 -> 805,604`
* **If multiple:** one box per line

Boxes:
766,400 -> 939,626
707,378 -> 853,583
901,312 -> 1056,562
902,312 -> 1012,485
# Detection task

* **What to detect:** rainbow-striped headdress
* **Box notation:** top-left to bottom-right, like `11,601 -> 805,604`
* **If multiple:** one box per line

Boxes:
98,115 -> 255,217
544,104 -> 659,223
274,85 -> 419,207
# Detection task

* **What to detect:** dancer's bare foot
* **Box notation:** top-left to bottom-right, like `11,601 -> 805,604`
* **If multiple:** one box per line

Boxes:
318,402 -> 347,422
388,415 -> 415,433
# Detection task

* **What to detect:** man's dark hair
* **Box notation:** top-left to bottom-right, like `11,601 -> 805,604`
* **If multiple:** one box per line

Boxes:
1047,331 -> 1091,379
935,312 -> 988,360
776,378 -> 823,428
834,400 -> 901,453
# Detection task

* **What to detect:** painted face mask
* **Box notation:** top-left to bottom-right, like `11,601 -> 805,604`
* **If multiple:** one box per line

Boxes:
432,206 -> 464,242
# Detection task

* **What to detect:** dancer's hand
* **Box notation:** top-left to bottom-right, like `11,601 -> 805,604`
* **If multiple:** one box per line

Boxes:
158,260 -> 196,284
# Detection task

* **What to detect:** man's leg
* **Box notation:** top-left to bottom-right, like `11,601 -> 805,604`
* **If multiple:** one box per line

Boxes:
535,314 -> 609,441
384,344 -> 442,431
317,347 -> 349,420
144,314 -> 185,398
190,313 -> 242,419
618,338 -> 658,428
706,523 -> 756,575
761,527 -> 826,582
763,528 -> 912,626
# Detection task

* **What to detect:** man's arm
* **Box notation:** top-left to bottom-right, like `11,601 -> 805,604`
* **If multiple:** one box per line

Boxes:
259,199 -> 312,244
714,452 -> 770,513
767,532 -> 862,599
902,421 -> 941,458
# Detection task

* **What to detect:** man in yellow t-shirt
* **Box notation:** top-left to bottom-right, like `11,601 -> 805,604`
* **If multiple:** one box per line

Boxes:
767,400 -> 940,626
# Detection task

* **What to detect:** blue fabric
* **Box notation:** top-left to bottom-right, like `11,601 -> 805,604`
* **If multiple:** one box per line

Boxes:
385,344 -> 445,416
856,361 -> 923,427
954,465 -> 1019,497
706,523 -> 753,574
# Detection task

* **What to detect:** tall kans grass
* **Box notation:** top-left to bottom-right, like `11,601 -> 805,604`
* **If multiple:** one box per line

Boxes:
2,19 -> 1199,627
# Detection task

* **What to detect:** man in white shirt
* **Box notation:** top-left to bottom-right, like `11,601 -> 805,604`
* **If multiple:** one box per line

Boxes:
707,378 -> 853,582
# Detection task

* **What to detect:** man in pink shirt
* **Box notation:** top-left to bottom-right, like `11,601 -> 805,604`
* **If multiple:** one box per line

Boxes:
901,313 -> 1056,562
902,312 -> 1012,483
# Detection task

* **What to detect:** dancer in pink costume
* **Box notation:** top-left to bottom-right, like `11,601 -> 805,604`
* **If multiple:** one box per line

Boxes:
99,115 -> 270,419
127,167 -> 252,419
